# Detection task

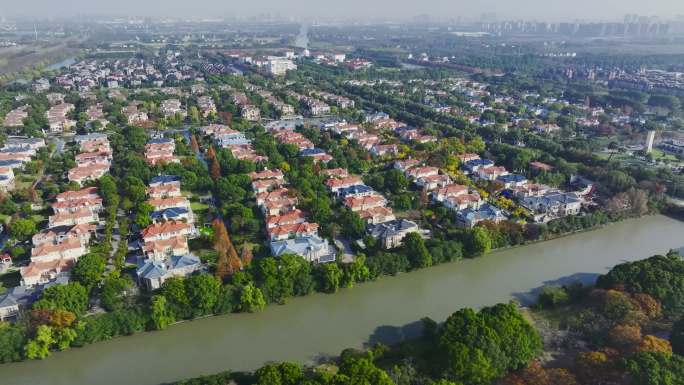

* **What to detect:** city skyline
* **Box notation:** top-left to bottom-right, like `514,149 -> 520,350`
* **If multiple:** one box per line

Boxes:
2,0 -> 684,22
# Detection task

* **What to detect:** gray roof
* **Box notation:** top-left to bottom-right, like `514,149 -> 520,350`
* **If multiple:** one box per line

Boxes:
367,219 -> 419,239
457,203 -> 505,223
5,137 -> 43,145
150,175 -> 180,185
270,235 -> 335,261
169,254 -> 201,269
147,137 -> 174,145
463,159 -> 494,170
74,133 -> 107,142
299,148 -> 327,157
497,174 -> 527,183
150,207 -> 189,220
336,184 -> 374,199
136,260 -> 166,279
522,192 -> 581,208
0,286 -> 38,309
0,160 -> 24,167
136,255 -> 201,280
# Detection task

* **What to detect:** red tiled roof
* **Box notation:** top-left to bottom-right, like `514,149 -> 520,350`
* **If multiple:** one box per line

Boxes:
141,221 -> 192,238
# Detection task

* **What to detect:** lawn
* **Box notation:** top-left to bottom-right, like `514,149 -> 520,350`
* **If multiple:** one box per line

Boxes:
30,214 -> 47,226
190,201 -> 210,212
15,175 -> 37,190
650,149 -> 682,164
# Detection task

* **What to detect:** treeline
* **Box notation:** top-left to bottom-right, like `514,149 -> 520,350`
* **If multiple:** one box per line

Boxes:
172,250 -> 684,385
524,250 -> 684,385
175,302 -> 540,385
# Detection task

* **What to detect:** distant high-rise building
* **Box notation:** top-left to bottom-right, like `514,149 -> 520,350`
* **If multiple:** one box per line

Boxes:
646,130 -> 656,154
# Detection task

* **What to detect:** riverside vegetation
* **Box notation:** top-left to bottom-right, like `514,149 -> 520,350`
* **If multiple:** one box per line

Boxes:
172,250 -> 684,385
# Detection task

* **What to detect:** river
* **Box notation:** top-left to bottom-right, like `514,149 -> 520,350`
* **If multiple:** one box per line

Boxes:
1,215 -> 683,385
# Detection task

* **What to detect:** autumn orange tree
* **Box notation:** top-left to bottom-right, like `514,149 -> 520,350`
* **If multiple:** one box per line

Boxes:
503,361 -> 579,385
213,219 -> 241,281
240,242 -> 253,267
206,145 -> 221,180
608,324 -> 643,352
189,134 -> 199,153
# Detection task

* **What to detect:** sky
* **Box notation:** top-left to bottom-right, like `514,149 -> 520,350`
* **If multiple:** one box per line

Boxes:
2,0 -> 684,22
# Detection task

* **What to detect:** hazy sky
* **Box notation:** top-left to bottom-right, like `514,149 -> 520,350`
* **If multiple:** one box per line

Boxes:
2,0 -> 684,21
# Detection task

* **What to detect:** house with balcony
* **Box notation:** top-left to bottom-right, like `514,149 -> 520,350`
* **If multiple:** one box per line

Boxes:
344,194 -> 387,212
48,209 -> 99,228
405,166 -> 439,180
416,174 -> 452,191
267,222 -> 319,241
141,221 -> 194,243
367,219 -> 421,249
521,192 -> 582,223
143,236 -> 190,261
136,255 -> 201,290
325,175 -> 364,193
431,184 -> 468,203
270,235 -> 336,263
444,193 -> 483,212
455,204 -> 507,228
358,206 -> 396,225
496,174 -> 528,189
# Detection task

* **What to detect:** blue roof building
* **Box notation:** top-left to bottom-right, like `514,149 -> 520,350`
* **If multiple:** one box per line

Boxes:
299,148 -> 327,157
147,137 -> 174,145
336,184 -> 375,200
150,207 -> 191,222
463,158 -> 494,173
496,174 -> 528,187
150,175 -> 181,186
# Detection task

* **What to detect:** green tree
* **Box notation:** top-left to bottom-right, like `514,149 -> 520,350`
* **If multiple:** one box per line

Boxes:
404,232 -> 432,269
24,325 -> 54,360
33,283 -> 88,315
100,275 -> 131,311
134,202 -> 154,228
596,253 -> 684,318
671,317 -> 684,355
384,169 -> 409,194
0,323 -> 26,363
122,176 -> 147,205
626,352 -> 684,385
469,227 -> 492,256
438,304 -> 540,384
537,285 -> 570,308
237,283 -> 266,313
54,327 -> 77,350
336,356 -> 396,385
316,263 -> 342,293
72,253 -> 105,291
256,364 -> 283,385
150,295 -> 175,330
341,254 -> 370,288
161,277 -> 191,319
186,274 -> 222,317
9,218 -> 37,241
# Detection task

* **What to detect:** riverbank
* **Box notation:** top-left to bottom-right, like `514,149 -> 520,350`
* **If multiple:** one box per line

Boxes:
0,211 -> 648,362
0,215 -> 682,385
174,251 -> 684,385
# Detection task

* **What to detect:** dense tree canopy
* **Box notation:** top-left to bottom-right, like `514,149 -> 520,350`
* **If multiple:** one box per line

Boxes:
596,252 -> 684,317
